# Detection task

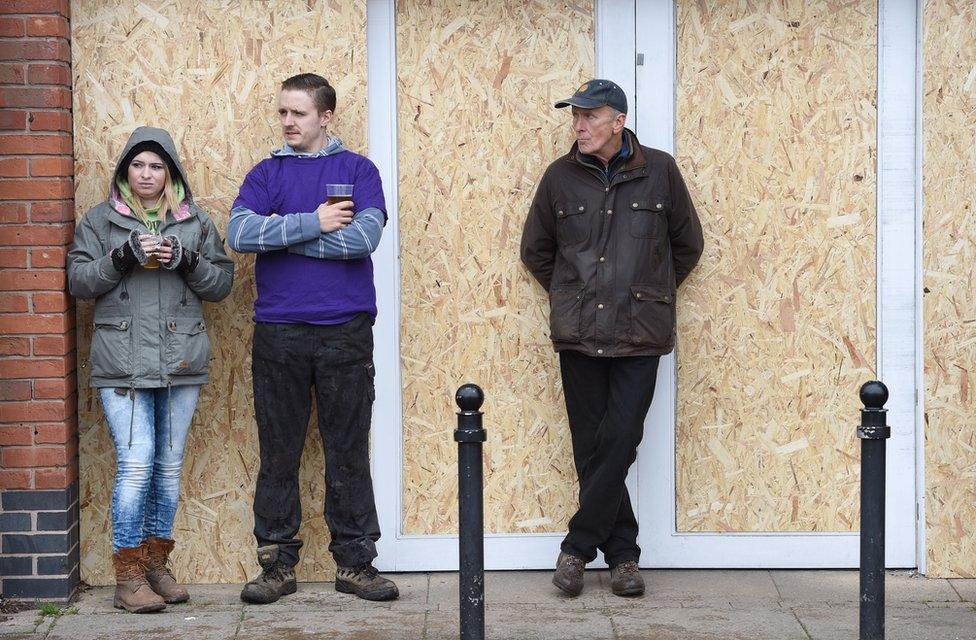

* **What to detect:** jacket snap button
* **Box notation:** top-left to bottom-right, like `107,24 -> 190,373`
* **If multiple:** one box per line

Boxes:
636,293 -> 642,299
599,256 -> 605,262
606,209 -> 612,214
578,206 -> 584,212
632,202 -> 639,208
119,321 -> 128,330
597,349 -> 604,355
656,203 -> 663,209
597,303 -> 604,309
169,322 -> 176,331
198,322 -> 205,330
557,210 -> 564,215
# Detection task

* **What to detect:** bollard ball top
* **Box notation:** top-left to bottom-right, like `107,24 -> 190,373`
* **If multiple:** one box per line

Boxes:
859,380 -> 888,409
455,383 -> 484,412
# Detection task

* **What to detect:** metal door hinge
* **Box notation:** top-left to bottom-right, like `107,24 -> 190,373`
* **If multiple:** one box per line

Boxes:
636,53 -> 644,66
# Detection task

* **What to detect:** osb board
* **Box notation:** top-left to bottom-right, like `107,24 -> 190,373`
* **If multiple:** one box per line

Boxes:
674,0 -> 877,532
72,0 -> 367,585
922,0 -> 976,579
396,0 -> 594,534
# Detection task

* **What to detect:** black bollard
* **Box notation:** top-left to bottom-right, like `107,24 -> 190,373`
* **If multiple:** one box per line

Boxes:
858,381 -> 890,640
455,384 -> 486,640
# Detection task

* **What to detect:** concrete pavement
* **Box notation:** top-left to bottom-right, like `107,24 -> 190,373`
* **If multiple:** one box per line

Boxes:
1,570 -> 974,639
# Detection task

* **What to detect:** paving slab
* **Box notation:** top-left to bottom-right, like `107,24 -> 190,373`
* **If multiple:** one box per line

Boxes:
0,611 -> 42,637
45,611 -> 242,640
238,609 -> 426,640
426,605 -> 615,640
771,570 -> 961,605
430,570 -> 606,609
635,570 -> 780,607
950,579 -> 976,603
793,603 -> 976,640
74,584 -> 245,614
610,605 -> 810,640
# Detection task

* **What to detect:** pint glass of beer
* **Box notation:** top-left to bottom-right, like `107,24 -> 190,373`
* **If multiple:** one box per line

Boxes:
326,183 -> 354,205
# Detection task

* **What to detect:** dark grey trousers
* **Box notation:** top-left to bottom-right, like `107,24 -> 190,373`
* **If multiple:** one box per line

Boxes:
559,350 -> 660,567
250,314 -> 380,568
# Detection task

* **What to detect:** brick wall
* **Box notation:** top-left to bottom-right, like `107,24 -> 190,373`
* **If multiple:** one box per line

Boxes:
0,0 -> 79,601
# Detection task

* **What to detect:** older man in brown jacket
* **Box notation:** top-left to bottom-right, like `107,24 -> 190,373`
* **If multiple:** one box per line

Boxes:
520,79 -> 703,598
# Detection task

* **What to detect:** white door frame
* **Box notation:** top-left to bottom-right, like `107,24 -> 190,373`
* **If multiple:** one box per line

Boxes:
630,0 -> 921,568
368,0 -> 923,571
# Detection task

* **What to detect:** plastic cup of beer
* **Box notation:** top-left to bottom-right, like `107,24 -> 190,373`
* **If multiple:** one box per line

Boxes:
326,183 -> 354,205
143,233 -> 162,269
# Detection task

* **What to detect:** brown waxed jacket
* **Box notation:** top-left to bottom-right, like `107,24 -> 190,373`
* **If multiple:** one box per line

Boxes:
520,129 -> 704,357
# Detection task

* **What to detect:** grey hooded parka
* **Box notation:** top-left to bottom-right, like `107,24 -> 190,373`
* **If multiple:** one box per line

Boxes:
67,126 -> 234,390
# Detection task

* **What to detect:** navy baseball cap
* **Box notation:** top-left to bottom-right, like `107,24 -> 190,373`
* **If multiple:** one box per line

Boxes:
555,79 -> 627,114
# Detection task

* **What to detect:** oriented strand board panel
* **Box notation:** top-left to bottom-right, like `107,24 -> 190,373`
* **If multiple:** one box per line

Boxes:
397,0 -> 594,534
923,0 -> 976,579
72,0 -> 367,585
674,0 -> 877,532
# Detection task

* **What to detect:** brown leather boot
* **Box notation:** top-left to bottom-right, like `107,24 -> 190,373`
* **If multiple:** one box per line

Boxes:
143,536 -> 189,604
112,546 -> 166,613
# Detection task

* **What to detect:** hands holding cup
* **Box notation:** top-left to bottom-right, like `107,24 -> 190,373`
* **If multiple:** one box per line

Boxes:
138,234 -> 173,269
317,183 -> 355,233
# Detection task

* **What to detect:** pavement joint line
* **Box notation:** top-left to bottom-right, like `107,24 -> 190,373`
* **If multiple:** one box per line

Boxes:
768,569 -> 785,600
791,607 -> 814,640
233,604 -> 245,639
605,605 -> 622,640
947,580 -> 965,602
420,609 -> 429,640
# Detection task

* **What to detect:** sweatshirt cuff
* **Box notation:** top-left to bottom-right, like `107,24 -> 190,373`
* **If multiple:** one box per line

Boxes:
296,212 -> 322,242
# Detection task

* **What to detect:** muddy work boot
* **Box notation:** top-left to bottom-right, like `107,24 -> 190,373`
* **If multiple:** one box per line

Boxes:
335,563 -> 399,601
552,551 -> 586,596
143,536 -> 189,604
240,545 -> 297,604
113,546 -> 166,613
609,560 -> 645,597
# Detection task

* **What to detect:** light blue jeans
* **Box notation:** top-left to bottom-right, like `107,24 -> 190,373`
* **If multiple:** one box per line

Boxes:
99,385 -> 200,551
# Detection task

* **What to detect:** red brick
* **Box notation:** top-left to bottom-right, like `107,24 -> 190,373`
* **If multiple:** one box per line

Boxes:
27,63 -> 69,86
26,16 -> 68,38
0,356 -> 71,379
0,314 -> 72,335
0,381 -> 31,402
0,337 -> 30,355
0,110 -> 27,130
0,40 -> 70,62
32,291 -> 70,312
33,376 -> 73,399
0,397 -> 74,423
0,133 -> 70,154
0,224 -> 71,246
0,248 -> 28,268
0,178 -> 73,200
30,200 -> 74,222
0,292 -> 29,312
0,157 -> 28,176
0,86 -> 70,108
0,63 -> 26,84
31,247 -> 67,270
0,468 -> 31,489
36,464 -> 76,489
28,110 -> 71,132
32,331 -> 73,354
0,0 -> 66,14
0,270 -> 65,291
29,156 -> 72,176
0,17 -> 26,37
0,424 -> 32,445
1,443 -> 67,467
34,421 -> 72,444
0,202 -> 28,223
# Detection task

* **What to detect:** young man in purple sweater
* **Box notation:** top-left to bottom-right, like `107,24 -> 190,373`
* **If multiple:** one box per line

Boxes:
228,74 -> 397,604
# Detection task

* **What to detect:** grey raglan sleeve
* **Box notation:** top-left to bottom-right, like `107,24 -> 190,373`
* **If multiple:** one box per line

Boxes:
226,205 -> 322,253
286,207 -> 385,260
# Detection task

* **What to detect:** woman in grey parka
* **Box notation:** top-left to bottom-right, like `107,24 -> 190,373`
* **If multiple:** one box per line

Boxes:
67,127 -> 234,613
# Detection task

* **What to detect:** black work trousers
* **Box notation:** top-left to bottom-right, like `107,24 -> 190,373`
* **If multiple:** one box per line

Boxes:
558,350 -> 660,566
250,314 -> 380,569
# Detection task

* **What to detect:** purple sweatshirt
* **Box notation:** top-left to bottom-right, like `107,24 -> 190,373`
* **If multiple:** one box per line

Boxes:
232,147 -> 386,324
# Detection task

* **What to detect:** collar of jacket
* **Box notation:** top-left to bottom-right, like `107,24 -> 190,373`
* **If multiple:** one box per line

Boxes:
568,128 -> 646,182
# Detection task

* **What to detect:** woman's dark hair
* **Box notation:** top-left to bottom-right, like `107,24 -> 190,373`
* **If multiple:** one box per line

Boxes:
281,73 -> 336,114
117,141 -> 177,181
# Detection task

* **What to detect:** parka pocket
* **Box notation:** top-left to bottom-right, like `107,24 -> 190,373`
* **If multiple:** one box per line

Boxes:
549,284 -> 586,343
164,317 -> 212,376
555,200 -> 590,245
627,285 -> 674,348
89,316 -> 133,379
628,198 -> 668,239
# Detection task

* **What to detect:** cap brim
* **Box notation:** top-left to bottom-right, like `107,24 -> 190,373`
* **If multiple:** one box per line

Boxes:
554,97 -> 605,109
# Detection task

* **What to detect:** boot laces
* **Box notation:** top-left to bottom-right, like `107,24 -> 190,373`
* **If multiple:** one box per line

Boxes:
615,561 -> 639,575
260,561 -> 289,582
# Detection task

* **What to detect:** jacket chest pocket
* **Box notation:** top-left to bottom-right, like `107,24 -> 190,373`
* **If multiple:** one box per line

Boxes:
555,200 -> 590,245
628,199 -> 668,239
627,285 -> 674,348
165,317 -> 211,376
90,316 -> 133,378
